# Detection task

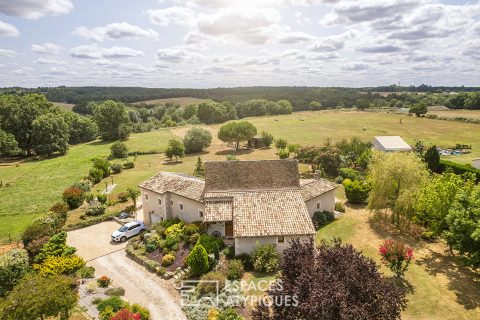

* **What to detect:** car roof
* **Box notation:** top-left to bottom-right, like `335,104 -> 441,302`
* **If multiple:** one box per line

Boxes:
124,221 -> 143,227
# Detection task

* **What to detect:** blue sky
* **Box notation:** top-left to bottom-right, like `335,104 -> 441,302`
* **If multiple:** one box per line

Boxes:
0,0 -> 479,88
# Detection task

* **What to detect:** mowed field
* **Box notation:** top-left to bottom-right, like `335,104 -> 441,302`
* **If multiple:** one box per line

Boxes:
136,97 -> 206,106
53,102 -> 75,111
428,109 -> 480,120
1,110 -> 480,242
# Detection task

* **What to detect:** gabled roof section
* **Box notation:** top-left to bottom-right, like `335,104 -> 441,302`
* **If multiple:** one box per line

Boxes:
300,179 -> 337,201
204,159 -> 300,192
373,136 -> 412,151
139,172 -> 204,202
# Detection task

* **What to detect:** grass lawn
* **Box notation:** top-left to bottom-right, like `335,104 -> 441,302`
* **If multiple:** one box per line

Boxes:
316,208 -> 480,320
0,129 -> 175,242
428,109 -> 480,120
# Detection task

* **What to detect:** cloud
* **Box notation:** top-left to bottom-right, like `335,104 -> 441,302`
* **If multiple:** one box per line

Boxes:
70,44 -> 144,59
0,20 -> 19,37
156,47 -> 202,63
31,42 -> 61,54
308,37 -> 344,52
12,67 -> 34,75
0,49 -> 15,57
342,62 -> 369,71
73,23 -> 159,41
278,31 -> 315,44
0,0 -> 73,19
34,58 -> 65,64
148,6 -> 196,26
196,8 -> 282,44
356,44 -> 402,53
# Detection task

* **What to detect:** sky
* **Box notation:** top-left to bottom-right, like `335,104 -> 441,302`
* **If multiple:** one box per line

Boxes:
0,0 -> 479,88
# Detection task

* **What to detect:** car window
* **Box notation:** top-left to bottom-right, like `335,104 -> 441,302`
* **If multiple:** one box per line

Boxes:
118,226 -> 128,232
128,225 -> 136,230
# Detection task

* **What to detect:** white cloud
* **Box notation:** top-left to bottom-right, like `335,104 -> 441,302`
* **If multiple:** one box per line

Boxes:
278,31 -> 315,44
70,44 -> 144,59
0,49 -> 15,57
31,42 -> 61,54
12,67 -> 34,75
73,23 -> 159,41
0,0 -> 73,19
0,20 -> 19,37
34,57 -> 65,64
308,37 -> 344,52
156,47 -> 203,63
148,6 -> 196,26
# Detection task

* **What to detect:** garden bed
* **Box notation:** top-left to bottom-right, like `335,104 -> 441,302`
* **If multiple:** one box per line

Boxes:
146,241 -> 191,272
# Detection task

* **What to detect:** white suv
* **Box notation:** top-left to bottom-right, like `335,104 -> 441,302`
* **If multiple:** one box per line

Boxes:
111,221 -> 146,242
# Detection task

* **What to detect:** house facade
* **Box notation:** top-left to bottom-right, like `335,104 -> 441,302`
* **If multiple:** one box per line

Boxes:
139,159 -> 336,254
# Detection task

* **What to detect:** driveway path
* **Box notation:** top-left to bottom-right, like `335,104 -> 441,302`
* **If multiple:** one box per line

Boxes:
68,222 -> 186,320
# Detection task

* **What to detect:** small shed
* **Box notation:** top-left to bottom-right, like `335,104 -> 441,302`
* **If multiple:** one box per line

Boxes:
373,136 -> 412,152
248,136 -> 264,149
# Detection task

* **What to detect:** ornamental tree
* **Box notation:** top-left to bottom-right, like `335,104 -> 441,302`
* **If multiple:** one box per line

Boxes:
165,139 -> 185,161
253,239 -> 407,320
187,244 -> 209,276
62,186 -> 85,209
183,127 -> 212,153
379,239 -> 414,277
0,274 -> 78,320
424,145 -> 440,173
218,121 -> 257,151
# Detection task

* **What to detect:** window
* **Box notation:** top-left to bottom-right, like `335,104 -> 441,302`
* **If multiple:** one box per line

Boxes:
145,194 -> 149,200
158,198 -> 162,206
199,210 -> 203,218
316,202 -> 321,210
170,200 -> 173,206
278,236 -> 285,243
179,203 -> 184,210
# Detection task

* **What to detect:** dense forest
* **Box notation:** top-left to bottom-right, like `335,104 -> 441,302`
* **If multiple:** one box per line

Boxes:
1,85 -> 479,111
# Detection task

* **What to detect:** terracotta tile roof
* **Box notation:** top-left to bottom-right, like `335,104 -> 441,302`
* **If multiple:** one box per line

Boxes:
203,199 -> 233,222
205,159 -> 300,192
300,179 -> 338,201
204,190 -> 315,237
138,172 -> 204,202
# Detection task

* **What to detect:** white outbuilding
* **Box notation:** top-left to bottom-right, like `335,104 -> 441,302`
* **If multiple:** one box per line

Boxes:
373,136 -> 412,152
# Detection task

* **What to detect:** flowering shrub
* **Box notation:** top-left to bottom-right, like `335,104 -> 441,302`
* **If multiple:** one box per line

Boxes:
379,240 -> 413,277
111,308 -> 141,320
97,275 -> 111,287
62,187 -> 85,209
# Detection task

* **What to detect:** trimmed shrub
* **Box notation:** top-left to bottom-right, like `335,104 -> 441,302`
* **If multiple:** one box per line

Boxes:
123,161 -> 135,169
33,255 -> 85,276
85,204 -> 106,216
97,275 -> 111,288
72,180 -> 92,192
145,243 -> 157,253
226,259 -> 245,280
105,287 -> 126,296
145,260 -> 159,272
21,220 -> 57,247
162,253 -> 175,267
335,202 -> 345,213
34,231 -> 76,263
335,176 -> 344,184
184,223 -> 200,236
250,244 -> 280,273
0,249 -> 30,297
343,179 -> 370,204
62,187 -> 85,209
278,148 -> 290,159
93,157 -> 111,178
25,236 -> 49,260
97,296 -> 127,313
198,271 -> 226,294
197,234 -> 224,254
235,253 -> 254,271
110,142 -> 129,159
88,168 -> 103,184
97,194 -> 107,204
111,163 -> 123,174
339,167 -> 360,180
76,266 -> 95,278
187,244 -> 210,276
312,211 -> 335,230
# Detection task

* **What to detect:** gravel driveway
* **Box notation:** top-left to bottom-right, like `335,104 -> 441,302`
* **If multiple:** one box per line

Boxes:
68,221 -> 186,320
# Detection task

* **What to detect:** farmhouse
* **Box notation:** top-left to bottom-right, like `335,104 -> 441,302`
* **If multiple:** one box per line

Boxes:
139,159 -> 336,254
373,136 -> 412,152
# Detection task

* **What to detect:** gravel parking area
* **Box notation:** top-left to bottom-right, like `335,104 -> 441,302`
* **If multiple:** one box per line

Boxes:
68,222 -> 186,320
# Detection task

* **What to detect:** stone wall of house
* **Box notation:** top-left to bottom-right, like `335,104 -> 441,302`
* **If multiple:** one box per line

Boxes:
141,188 -> 204,225
234,235 -> 312,254
304,189 -> 335,217
206,221 -> 226,237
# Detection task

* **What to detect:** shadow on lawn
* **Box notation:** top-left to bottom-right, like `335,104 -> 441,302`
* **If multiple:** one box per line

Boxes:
215,148 -> 254,156
416,250 -> 480,310
388,276 -> 416,295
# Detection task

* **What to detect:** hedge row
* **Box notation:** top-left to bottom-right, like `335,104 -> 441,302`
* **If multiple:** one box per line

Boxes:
63,211 -> 118,231
439,160 -> 480,182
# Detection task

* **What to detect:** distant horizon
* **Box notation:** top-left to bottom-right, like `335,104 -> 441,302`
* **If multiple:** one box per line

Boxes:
1,0 -> 479,87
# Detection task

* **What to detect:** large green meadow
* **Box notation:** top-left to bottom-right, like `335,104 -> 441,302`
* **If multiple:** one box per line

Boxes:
1,110 -> 479,242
